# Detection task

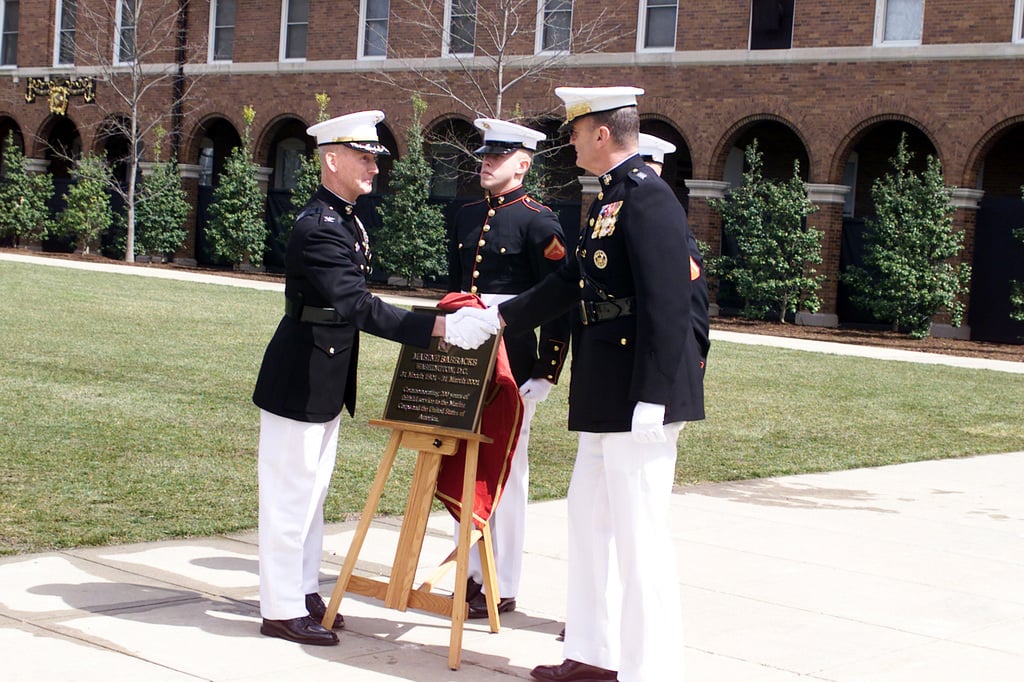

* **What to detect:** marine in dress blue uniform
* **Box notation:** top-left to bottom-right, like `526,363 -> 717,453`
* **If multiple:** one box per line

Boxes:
491,88 -> 708,682
447,118 -> 571,617
251,111 -> 495,646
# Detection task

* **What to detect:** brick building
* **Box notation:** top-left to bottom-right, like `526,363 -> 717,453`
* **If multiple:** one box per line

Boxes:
1,1 -> 1023,341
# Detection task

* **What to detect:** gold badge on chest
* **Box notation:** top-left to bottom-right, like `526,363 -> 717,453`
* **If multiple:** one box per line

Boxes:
592,201 -> 622,239
593,249 -> 608,269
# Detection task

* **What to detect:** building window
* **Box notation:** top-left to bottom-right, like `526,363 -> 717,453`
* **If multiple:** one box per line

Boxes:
1015,0 -> 1024,43
275,139 -> 306,191
210,0 -> 235,62
0,1 -> 18,66
429,143 -> 461,198
750,0 -> 793,50
875,0 -> 924,45
446,0 -> 476,56
198,142 -> 215,186
537,0 -> 571,54
637,0 -> 677,51
360,0 -> 389,58
281,0 -> 308,60
55,0 -> 75,66
116,0 -> 137,63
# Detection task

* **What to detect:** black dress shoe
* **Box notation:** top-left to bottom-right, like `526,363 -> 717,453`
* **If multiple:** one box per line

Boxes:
467,592 -> 516,619
260,616 -> 339,646
530,659 -> 618,682
305,592 -> 345,629
464,577 -> 483,603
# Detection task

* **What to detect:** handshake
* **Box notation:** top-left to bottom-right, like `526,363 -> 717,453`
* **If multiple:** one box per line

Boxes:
442,306 -> 503,350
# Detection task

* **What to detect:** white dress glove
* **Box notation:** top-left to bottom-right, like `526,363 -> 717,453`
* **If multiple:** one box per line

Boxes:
454,305 -> 502,330
519,377 -> 553,403
444,307 -> 501,350
631,402 -> 667,443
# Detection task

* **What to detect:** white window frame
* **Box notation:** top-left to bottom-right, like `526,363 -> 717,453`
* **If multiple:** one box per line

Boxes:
358,0 -> 389,60
1014,0 -> 1024,43
279,0 -> 308,62
0,0 -> 18,67
873,0 -> 924,47
53,0 -> 75,67
535,0 -> 572,55
114,0 -> 137,65
444,0 -> 476,57
208,0 -> 235,63
636,0 -> 677,53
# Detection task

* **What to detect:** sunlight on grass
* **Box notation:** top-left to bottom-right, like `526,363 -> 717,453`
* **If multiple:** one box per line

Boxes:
1,260 -> 1022,554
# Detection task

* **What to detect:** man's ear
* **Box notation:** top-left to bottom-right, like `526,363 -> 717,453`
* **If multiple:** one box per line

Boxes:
322,149 -> 338,173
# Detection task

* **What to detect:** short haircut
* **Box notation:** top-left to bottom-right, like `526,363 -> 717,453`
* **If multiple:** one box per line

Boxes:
588,107 -> 640,149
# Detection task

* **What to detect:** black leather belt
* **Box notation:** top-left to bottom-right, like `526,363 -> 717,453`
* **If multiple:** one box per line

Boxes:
579,297 -> 634,326
284,297 -> 344,326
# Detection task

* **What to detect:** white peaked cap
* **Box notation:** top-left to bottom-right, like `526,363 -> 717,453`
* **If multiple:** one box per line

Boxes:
638,133 -> 676,164
554,86 -> 645,123
473,118 -> 547,155
306,110 -> 390,155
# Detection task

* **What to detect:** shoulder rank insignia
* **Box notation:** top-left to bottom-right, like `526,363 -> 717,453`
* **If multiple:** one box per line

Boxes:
543,236 -> 567,261
322,214 -> 336,223
592,201 -> 622,239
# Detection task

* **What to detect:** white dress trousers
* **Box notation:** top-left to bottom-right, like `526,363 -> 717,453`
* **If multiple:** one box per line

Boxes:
465,397 -> 537,597
562,425 -> 686,682
257,409 -> 341,620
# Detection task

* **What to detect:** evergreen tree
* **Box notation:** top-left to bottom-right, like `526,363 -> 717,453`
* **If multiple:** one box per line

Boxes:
0,132 -> 54,246
708,140 -> 823,322
376,94 -> 447,285
56,153 -> 114,254
206,106 -> 267,267
844,134 -> 971,338
135,130 -> 189,260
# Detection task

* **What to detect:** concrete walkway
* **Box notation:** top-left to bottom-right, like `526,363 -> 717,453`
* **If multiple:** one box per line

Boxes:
2,251 -> 1023,680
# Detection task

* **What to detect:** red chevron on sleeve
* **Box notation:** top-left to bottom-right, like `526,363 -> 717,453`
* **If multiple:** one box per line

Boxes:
543,236 -> 567,261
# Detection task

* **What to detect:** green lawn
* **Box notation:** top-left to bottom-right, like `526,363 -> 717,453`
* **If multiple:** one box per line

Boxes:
1,260 -> 1022,555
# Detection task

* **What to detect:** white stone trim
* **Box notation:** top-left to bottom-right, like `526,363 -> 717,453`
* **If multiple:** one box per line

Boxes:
950,188 -> 985,210
685,179 -> 730,200
805,183 -> 851,205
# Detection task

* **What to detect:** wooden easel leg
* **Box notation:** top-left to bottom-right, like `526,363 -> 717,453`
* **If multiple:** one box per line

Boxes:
321,429 -> 402,629
449,439 -> 481,670
477,523 -> 500,633
384,450 -> 444,610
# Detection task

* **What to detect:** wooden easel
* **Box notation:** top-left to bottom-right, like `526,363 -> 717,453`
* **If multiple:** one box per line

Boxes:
321,418 -> 501,670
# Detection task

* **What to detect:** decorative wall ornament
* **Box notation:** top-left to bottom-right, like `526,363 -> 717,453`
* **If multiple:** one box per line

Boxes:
24,77 -> 97,116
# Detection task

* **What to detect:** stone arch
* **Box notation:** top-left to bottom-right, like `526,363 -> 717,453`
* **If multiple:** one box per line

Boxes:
709,113 -> 811,185
255,114 -> 312,191
639,114 -> 692,208
964,114 -> 1024,196
35,114 -> 82,178
827,113 -> 940,186
424,114 -> 479,200
184,115 -> 241,188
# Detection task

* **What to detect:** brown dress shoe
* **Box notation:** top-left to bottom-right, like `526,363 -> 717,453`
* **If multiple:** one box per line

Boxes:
530,659 -> 618,682
305,592 -> 345,629
260,616 -> 339,645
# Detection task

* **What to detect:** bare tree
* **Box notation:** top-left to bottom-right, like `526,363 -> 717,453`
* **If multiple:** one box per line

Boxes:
374,0 -> 621,120
59,0 -> 204,262
371,0 -> 621,192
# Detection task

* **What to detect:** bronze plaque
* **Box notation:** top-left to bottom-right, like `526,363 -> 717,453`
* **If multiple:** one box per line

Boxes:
383,308 -> 501,433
